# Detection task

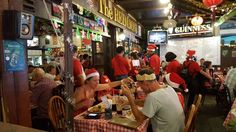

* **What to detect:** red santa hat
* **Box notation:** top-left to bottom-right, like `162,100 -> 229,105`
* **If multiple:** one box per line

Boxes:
186,50 -> 196,57
147,44 -> 157,51
164,73 -> 188,92
85,68 -> 100,79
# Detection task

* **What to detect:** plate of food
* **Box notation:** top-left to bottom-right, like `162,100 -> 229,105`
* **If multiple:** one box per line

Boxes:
88,103 -> 105,113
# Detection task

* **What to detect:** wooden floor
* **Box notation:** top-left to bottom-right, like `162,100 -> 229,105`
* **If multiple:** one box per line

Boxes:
196,95 -> 227,132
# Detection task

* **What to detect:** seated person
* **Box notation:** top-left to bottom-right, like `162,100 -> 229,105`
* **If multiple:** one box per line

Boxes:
73,68 -> 133,116
45,65 -> 62,85
30,68 -> 57,131
121,68 -> 185,132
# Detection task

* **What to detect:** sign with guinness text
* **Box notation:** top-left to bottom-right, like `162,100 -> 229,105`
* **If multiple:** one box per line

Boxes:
98,0 -> 138,33
168,24 -> 212,35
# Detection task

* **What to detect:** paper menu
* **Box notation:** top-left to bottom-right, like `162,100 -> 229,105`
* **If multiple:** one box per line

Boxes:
101,96 -> 112,109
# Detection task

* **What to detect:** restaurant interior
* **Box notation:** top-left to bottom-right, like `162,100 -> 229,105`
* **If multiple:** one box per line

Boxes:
0,0 -> 236,131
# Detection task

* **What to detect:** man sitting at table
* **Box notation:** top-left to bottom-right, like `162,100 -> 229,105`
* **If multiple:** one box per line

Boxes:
122,68 -> 185,132
30,68 -> 57,131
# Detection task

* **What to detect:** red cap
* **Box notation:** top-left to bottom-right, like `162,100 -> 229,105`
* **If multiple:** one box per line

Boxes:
85,68 -> 99,79
147,44 -> 157,51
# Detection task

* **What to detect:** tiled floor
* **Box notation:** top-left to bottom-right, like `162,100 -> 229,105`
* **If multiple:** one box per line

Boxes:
196,95 -> 227,132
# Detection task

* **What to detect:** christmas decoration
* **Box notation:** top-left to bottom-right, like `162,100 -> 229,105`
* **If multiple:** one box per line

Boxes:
202,0 -> 223,7
202,0 -> 223,22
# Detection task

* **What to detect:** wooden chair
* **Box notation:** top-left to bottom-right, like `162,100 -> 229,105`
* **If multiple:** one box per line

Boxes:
184,104 -> 196,132
191,94 -> 202,131
48,96 -> 66,131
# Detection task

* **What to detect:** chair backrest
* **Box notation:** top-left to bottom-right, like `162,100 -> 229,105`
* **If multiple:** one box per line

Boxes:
48,95 -> 66,130
184,104 -> 196,132
194,94 -> 202,114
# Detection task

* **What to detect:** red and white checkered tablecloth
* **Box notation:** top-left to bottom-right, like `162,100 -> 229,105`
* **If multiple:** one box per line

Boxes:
73,112 -> 149,132
223,99 -> 236,128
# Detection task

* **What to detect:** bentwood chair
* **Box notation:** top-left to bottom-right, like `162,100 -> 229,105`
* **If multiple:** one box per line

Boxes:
184,104 -> 196,132
48,96 -> 66,131
192,94 -> 202,131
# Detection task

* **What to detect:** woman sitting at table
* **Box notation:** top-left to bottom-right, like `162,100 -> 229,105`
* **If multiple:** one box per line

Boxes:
73,68 -> 132,116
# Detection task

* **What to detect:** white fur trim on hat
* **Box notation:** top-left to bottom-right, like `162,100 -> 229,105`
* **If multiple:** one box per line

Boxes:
165,73 -> 180,88
147,48 -> 155,51
86,72 -> 99,79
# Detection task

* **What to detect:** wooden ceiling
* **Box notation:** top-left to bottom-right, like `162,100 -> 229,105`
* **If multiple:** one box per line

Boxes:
115,0 -> 236,29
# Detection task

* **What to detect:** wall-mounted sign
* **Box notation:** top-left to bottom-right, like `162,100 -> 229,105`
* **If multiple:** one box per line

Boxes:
3,40 -> 26,72
168,24 -> 212,36
98,0 -> 138,33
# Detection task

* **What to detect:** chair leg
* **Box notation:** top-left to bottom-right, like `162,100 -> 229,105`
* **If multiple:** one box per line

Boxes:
202,94 -> 206,106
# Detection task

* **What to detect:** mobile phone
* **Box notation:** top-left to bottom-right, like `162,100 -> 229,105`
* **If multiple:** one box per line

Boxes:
88,113 -> 98,117
85,113 -> 100,119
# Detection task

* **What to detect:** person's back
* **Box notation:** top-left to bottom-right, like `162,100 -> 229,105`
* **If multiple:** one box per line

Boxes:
32,77 -> 57,118
112,46 -> 130,80
142,86 -> 185,132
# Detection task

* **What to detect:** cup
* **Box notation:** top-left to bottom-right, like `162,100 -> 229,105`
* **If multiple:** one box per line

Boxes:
116,103 -> 122,115
105,108 -> 112,119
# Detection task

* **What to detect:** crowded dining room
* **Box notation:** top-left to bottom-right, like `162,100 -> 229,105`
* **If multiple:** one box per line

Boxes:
0,0 -> 236,132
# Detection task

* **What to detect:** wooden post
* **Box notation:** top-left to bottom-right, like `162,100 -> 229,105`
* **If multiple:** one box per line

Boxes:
62,0 -> 74,130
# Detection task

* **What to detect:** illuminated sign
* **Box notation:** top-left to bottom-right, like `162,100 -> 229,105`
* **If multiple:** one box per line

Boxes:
168,24 -> 212,35
98,0 -> 138,33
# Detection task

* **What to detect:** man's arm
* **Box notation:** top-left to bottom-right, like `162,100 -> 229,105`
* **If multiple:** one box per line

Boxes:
122,85 -> 147,124
126,94 -> 147,124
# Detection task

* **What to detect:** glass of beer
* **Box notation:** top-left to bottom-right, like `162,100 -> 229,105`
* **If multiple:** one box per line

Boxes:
116,103 -> 122,115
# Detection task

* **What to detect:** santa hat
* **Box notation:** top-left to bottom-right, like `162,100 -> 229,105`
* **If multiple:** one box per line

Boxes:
147,44 -> 157,51
165,73 -> 188,92
85,68 -> 100,79
186,50 -> 196,57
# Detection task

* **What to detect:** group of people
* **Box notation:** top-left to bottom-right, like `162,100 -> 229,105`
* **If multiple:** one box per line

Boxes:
29,43 -> 219,132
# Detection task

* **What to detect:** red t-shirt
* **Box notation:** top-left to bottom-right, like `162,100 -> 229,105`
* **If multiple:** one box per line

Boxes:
166,60 -> 182,74
73,58 -> 83,86
112,55 -> 130,76
149,54 -> 160,75
188,61 -> 201,78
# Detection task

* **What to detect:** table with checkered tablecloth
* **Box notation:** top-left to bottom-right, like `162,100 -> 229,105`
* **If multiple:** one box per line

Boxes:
223,99 -> 236,129
73,112 -> 149,132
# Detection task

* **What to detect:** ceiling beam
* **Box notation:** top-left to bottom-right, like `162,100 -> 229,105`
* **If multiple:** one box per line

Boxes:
117,0 -> 153,4
128,6 -> 166,12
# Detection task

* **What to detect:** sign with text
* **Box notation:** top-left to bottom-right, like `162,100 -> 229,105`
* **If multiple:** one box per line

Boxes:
98,0 -> 138,33
168,24 -> 213,36
3,40 -> 26,71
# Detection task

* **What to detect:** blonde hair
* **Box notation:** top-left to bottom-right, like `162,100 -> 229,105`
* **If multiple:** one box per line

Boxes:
32,68 -> 45,80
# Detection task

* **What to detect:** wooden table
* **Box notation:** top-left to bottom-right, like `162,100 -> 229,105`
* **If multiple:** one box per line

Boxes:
0,122 -> 45,132
74,110 -> 149,132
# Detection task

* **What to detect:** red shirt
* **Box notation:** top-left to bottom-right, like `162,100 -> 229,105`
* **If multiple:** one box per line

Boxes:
166,60 -> 182,74
188,61 -> 201,78
112,55 -> 130,76
149,54 -> 160,75
73,58 -> 84,86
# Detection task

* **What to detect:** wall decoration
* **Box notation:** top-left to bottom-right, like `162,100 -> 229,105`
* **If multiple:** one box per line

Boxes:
3,40 -> 26,71
222,49 -> 229,57
232,51 -> 236,57
52,3 -> 63,20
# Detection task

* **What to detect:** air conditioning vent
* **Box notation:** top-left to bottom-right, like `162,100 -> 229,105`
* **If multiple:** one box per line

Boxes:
23,0 -> 35,13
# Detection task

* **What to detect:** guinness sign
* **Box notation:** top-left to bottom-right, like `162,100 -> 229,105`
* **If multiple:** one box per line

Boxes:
168,24 -> 212,35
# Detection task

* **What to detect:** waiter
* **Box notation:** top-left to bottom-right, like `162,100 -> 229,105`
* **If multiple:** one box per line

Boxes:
145,44 -> 160,80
